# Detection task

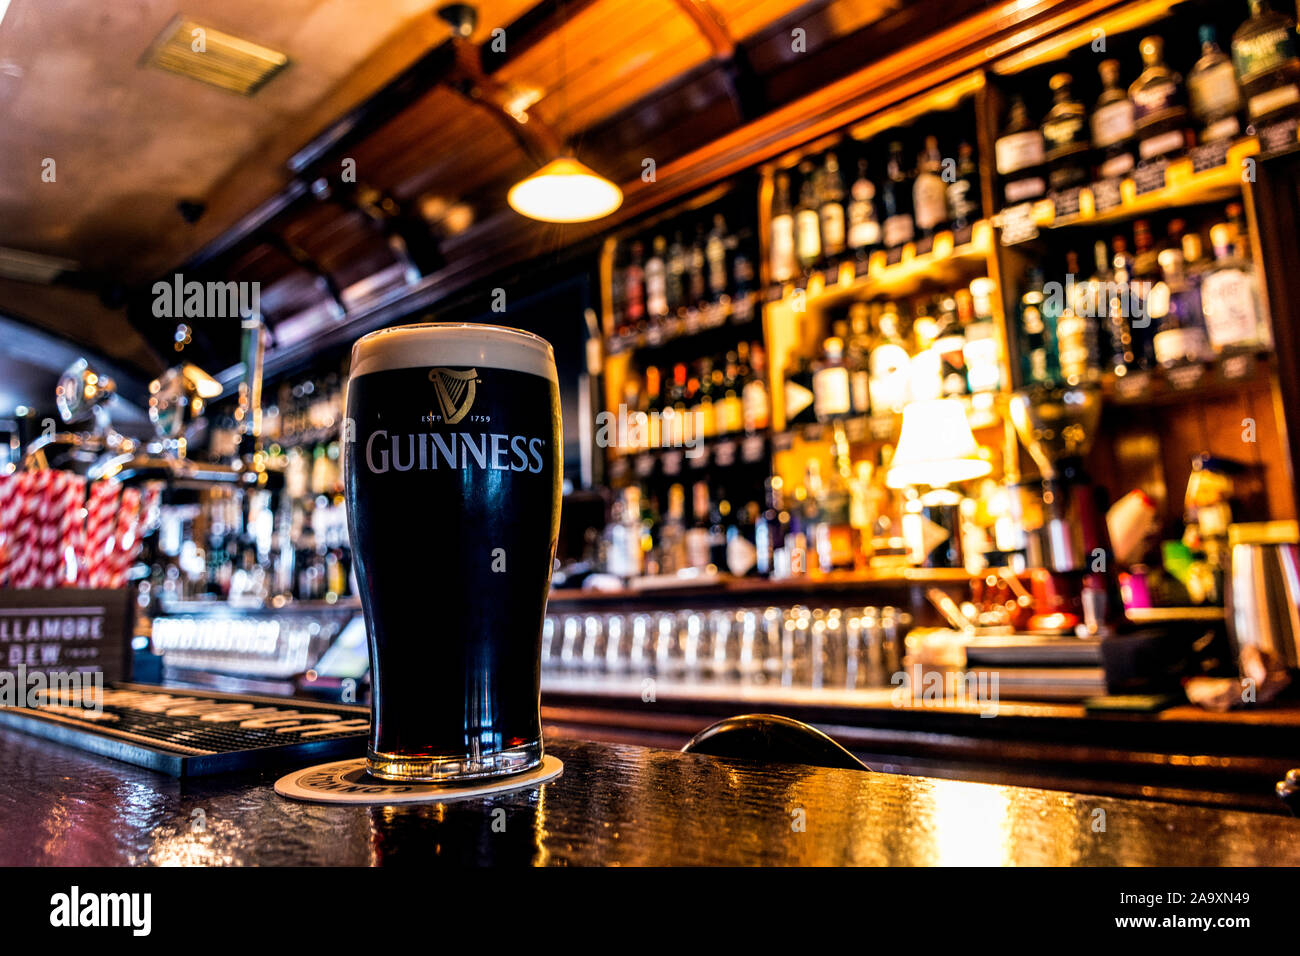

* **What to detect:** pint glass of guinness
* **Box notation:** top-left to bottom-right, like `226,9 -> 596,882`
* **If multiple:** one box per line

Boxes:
345,323 -> 562,781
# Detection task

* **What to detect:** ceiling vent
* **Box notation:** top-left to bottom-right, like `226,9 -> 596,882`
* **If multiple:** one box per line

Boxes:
143,16 -> 288,95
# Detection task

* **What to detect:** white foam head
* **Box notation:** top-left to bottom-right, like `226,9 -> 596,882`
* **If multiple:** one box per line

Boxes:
350,323 -> 557,383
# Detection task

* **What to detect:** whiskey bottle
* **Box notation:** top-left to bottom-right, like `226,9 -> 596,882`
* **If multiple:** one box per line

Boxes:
869,304 -> 912,414
1092,59 -> 1137,179
1201,222 -> 1268,352
770,173 -> 797,284
1188,24 -> 1245,143
704,214 -> 729,301
625,240 -> 646,327
812,336 -> 852,422
819,153 -> 847,259
1041,73 -> 1091,191
912,135 -> 950,236
646,235 -> 669,319
881,141 -> 917,248
995,95 -> 1047,204
1232,0 -> 1300,127
846,158 -> 882,257
795,161 -> 824,272
946,141 -> 980,231
1129,36 -> 1191,163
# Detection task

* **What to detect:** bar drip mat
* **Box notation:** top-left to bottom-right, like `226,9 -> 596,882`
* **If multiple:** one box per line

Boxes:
275,755 -> 564,804
0,682 -> 369,776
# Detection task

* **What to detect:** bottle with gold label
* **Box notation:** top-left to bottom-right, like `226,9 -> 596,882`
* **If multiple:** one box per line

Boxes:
1041,73 -> 1091,191
1189,24 -> 1245,143
1201,222 -> 1268,352
1232,0 -> 1300,126
1129,36 -> 1191,163
1092,59 -> 1137,178
995,95 -> 1047,204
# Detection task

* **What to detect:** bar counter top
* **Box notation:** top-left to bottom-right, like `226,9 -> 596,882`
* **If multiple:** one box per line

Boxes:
3,727 -> 1299,866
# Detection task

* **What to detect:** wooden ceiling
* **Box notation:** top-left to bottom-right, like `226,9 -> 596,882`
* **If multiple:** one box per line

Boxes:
2,0 -> 1024,382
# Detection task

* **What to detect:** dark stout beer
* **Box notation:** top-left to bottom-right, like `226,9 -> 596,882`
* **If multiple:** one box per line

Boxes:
344,323 -> 562,781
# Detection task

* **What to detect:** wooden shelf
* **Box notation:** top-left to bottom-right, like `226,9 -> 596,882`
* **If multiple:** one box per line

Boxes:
549,566 -> 976,606
767,220 -> 994,311
1025,139 -> 1259,232
1100,351 -> 1274,409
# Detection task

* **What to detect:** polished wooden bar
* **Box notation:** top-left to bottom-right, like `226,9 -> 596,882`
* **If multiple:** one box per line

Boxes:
2,728 -> 1296,866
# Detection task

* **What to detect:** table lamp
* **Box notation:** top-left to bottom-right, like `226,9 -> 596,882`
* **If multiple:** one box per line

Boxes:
887,399 -> 991,568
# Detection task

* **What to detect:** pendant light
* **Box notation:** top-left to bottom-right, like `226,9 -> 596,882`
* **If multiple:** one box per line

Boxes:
507,0 -> 621,222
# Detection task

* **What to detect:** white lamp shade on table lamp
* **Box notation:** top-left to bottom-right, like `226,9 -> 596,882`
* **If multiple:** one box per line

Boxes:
886,398 -> 992,489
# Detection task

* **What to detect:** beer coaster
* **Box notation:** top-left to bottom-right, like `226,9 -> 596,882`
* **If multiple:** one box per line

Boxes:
274,755 -> 563,805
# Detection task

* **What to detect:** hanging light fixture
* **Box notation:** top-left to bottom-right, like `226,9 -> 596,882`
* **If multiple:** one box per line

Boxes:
508,156 -> 622,222
505,0 -> 621,223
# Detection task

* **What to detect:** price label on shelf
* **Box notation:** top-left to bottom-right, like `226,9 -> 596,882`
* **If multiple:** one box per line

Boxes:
1190,140 -> 1231,174
1133,161 -> 1168,195
1091,177 -> 1123,213
1051,186 -> 1083,220
995,203 -> 1038,245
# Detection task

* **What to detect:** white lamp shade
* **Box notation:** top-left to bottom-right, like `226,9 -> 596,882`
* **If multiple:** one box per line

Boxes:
886,398 -> 992,489
507,157 -> 623,223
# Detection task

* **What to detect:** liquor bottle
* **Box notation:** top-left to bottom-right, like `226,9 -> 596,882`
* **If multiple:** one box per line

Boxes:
715,352 -> 744,435
812,336 -> 852,422
694,358 -> 715,440
706,214 -> 730,300
881,141 -> 917,248
1106,236 -> 1139,374
1054,252 -> 1089,385
869,304 -> 912,414
817,464 -> 856,572
646,235 -> 669,320
770,174 -> 797,284
1151,243 -> 1212,368
995,95 -> 1047,204
1201,222 -> 1268,352
688,223 -> 708,305
1129,36 -> 1191,164
946,141 -> 980,231
625,240 -> 646,327
1018,274 -> 1057,385
819,153 -> 847,259
846,302 -> 874,415
795,161 -> 823,272
1188,24 -> 1245,143
964,279 -> 1003,393
709,498 -> 730,573
1232,0 -> 1300,128
667,231 -> 688,314
933,296 -> 969,397
912,135 -> 950,236
668,362 -> 689,446
1092,59 -> 1138,179
755,477 -> 786,578
846,158 -> 882,257
686,481 -> 713,571
659,483 -> 688,574
1130,223 -> 1160,367
1041,73 -> 1091,191
742,342 -> 771,432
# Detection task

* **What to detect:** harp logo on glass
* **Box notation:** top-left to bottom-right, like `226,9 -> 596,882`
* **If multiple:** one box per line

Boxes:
428,367 -> 479,424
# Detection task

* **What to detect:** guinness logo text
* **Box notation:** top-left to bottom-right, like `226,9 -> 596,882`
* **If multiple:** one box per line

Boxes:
429,367 -> 478,424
